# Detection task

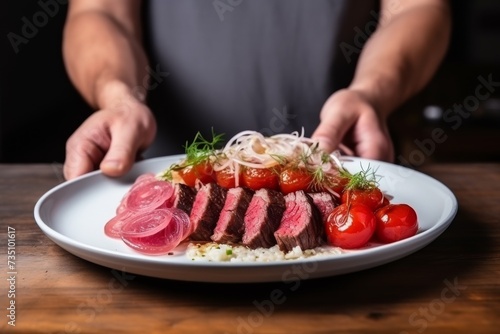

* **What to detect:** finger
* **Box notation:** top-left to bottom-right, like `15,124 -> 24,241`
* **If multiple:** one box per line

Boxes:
360,130 -> 395,162
311,108 -> 357,153
353,113 -> 395,162
338,143 -> 355,156
64,135 -> 106,180
100,122 -> 150,177
100,142 -> 135,177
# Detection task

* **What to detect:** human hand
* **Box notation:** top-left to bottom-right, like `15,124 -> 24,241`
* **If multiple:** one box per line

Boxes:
63,97 -> 156,180
311,88 -> 394,162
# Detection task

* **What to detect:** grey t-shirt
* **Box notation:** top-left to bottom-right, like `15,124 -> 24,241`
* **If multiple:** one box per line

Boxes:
143,0 -> 378,156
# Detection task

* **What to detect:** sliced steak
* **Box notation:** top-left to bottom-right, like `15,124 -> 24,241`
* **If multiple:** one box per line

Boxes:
189,183 -> 227,241
242,188 -> 286,249
308,192 -> 337,223
274,190 -> 324,253
170,183 -> 197,215
211,187 -> 254,243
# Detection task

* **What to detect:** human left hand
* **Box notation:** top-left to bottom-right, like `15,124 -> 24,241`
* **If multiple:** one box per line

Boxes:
311,88 -> 394,162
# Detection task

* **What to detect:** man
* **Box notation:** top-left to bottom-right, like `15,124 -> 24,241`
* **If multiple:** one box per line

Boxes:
62,0 -> 451,180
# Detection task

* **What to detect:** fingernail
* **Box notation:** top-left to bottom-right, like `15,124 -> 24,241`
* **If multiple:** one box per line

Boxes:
102,159 -> 123,171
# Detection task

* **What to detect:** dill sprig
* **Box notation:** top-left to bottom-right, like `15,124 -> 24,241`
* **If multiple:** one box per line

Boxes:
269,153 -> 288,166
344,164 -> 379,190
160,130 -> 224,181
183,130 -> 224,166
300,145 -> 342,188
309,166 -> 326,190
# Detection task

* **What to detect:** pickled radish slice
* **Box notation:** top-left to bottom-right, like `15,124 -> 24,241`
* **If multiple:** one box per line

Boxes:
120,209 -> 186,255
125,181 -> 173,212
104,211 -> 134,238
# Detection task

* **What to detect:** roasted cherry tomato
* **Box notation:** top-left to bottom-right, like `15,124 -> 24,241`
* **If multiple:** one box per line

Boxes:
341,187 -> 384,211
178,161 -> 214,187
381,195 -> 390,207
241,167 -> 279,190
375,204 -> 418,243
325,203 -> 376,249
215,167 -> 237,189
323,173 -> 350,195
279,167 -> 313,194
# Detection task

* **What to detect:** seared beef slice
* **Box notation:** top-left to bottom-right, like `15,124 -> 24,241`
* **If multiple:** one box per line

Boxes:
242,188 -> 286,249
189,183 -> 227,241
274,191 -> 324,253
211,187 -> 254,243
171,183 -> 196,215
308,192 -> 337,223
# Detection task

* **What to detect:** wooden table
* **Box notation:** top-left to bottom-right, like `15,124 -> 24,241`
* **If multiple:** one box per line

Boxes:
1,163 -> 499,334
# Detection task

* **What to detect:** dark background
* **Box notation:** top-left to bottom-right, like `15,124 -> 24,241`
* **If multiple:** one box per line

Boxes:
1,1 -> 499,165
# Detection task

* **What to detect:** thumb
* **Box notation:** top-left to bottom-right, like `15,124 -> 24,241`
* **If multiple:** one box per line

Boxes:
100,149 -> 134,177
311,111 -> 356,154
100,126 -> 142,177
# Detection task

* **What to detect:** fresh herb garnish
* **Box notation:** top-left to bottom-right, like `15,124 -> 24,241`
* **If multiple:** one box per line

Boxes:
269,153 -> 288,166
299,145 -> 341,189
160,129 -> 224,180
345,164 -> 379,190
184,130 -> 224,166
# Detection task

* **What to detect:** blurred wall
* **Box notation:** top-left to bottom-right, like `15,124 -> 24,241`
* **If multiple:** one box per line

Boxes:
0,1 -> 91,163
388,1 -> 500,164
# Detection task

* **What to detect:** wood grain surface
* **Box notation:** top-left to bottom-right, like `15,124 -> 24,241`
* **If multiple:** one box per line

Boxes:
0,163 -> 499,334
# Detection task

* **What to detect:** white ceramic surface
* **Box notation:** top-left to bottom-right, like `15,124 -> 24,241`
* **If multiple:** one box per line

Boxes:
34,155 -> 457,283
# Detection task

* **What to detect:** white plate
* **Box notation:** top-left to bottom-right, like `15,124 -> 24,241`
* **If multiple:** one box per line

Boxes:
34,155 -> 457,283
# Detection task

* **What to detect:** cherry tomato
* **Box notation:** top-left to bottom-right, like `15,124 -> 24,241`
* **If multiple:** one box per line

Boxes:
381,195 -> 390,207
215,167 -> 237,189
178,161 -> 214,187
241,167 -> 280,190
325,203 -> 376,249
323,173 -> 350,195
177,166 -> 196,186
341,187 -> 384,211
375,204 -> 418,243
279,167 -> 313,194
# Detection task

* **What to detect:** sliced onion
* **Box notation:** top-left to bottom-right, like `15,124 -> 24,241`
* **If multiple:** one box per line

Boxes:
211,129 -> 346,189
167,207 -> 192,240
104,211 -> 134,238
125,180 -> 174,212
116,173 -> 159,214
134,172 -> 156,184
120,209 -> 184,255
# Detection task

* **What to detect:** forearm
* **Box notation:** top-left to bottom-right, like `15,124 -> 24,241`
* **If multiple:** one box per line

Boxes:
62,4 -> 148,109
349,0 -> 451,117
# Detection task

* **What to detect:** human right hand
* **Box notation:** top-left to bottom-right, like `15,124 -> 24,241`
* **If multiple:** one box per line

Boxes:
63,97 -> 157,180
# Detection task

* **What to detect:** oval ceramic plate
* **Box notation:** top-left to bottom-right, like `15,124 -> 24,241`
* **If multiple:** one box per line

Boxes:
34,155 -> 457,283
